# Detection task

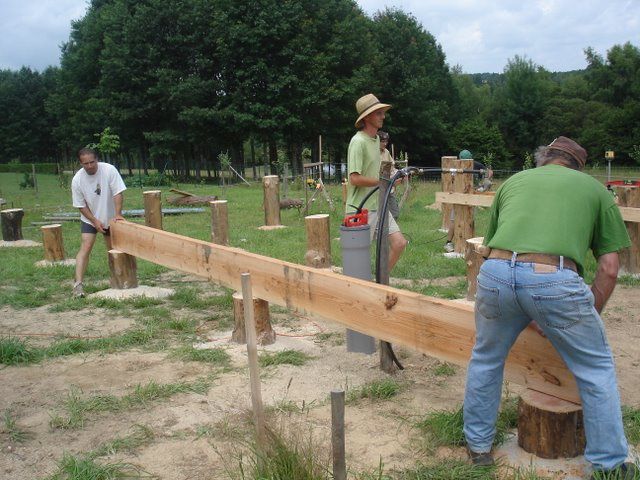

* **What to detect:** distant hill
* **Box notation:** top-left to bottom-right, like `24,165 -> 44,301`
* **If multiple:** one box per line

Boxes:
468,69 -> 585,87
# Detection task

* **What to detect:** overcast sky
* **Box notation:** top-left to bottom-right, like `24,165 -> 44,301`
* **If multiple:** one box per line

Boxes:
1,0 -> 638,73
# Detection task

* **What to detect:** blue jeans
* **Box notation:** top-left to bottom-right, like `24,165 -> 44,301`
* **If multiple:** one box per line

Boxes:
463,257 -> 628,470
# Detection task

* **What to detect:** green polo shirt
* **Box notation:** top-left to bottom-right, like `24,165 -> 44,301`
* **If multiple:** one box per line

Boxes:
346,131 -> 380,213
484,164 -> 630,275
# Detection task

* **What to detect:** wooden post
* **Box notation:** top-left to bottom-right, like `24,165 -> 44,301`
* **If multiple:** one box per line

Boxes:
232,292 -> 275,345
210,200 -> 230,246
143,190 -> 163,229
1,208 -> 24,241
378,155 -> 396,373
518,389 -> 585,458
331,390 -> 347,480
441,157 -> 458,229
263,175 -> 281,226
465,237 -> 485,300
241,273 -> 267,447
41,224 -> 65,261
108,249 -> 138,289
452,159 -> 474,253
304,214 -> 331,268
614,186 -> 640,275
342,180 -> 347,206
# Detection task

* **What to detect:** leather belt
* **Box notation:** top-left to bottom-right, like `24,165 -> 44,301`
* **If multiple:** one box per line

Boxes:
488,249 -> 577,273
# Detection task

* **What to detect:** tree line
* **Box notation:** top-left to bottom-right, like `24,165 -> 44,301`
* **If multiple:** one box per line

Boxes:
0,0 -> 639,179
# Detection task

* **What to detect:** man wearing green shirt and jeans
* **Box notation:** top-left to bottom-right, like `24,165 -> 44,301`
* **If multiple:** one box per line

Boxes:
463,137 -> 637,479
346,94 -> 407,271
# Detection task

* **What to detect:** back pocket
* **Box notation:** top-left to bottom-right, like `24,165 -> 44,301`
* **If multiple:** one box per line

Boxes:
532,292 -> 583,330
476,282 -> 500,319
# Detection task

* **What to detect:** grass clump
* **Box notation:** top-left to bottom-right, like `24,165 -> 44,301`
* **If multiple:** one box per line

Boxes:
347,378 -> 403,403
401,459 -> 496,479
90,425 -> 155,458
432,361 -> 457,377
622,405 -> 640,445
0,337 -> 41,365
45,452 -> 155,479
172,346 -> 230,366
2,409 -> 30,443
259,349 -> 312,367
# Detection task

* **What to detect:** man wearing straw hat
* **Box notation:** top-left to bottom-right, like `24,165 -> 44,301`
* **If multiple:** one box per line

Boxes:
346,94 -> 407,271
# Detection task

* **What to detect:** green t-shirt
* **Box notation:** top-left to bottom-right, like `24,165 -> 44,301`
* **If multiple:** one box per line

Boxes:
346,131 -> 380,213
484,164 -> 631,275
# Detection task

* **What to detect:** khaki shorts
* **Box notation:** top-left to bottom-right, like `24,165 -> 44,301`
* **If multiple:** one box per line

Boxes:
368,210 -> 400,241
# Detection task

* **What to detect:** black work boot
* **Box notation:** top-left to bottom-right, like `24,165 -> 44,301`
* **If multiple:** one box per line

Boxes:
590,462 -> 639,480
467,447 -> 494,467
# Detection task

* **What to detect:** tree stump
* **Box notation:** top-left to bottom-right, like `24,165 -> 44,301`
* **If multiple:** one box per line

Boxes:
614,186 -> 640,275
143,190 -> 163,230
108,249 -> 138,289
210,200 -> 229,246
41,224 -> 65,261
231,292 -> 275,345
1,208 -> 24,241
263,175 -> 281,226
518,389 -> 585,459
304,214 -> 331,268
465,237 -> 485,300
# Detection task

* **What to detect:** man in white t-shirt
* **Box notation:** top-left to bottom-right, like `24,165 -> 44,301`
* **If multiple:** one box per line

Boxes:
71,148 -> 127,297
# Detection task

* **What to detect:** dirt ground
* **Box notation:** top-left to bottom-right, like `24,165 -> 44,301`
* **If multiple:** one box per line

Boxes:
1,277 -> 639,480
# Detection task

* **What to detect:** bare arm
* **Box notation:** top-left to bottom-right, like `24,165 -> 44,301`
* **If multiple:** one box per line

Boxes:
591,252 -> 619,313
113,192 -> 124,221
349,172 -> 379,188
78,206 -> 105,233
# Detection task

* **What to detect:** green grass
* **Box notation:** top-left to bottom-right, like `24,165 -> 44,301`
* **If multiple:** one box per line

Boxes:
432,361 -> 457,377
89,425 -> 155,458
44,452 -> 155,480
50,378 -> 212,429
416,397 -> 518,449
400,459 -> 496,480
0,337 -> 41,365
346,378 -> 403,403
259,349 -> 312,367
171,345 -> 231,366
2,409 -> 30,443
622,405 -> 640,445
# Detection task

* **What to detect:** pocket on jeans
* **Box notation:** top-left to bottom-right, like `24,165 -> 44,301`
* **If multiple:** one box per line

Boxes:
476,282 -> 500,319
532,292 -> 584,330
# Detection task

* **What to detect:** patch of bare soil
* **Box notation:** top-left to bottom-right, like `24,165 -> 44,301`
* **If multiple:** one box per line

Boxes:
1,284 -> 639,479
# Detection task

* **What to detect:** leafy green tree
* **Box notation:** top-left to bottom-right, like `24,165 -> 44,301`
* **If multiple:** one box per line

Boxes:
449,118 -> 510,170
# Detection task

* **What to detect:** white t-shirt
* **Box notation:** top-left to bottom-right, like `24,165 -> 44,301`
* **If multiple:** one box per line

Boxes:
71,162 -> 127,226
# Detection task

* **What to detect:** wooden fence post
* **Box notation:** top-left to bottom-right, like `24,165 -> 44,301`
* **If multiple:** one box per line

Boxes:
108,249 -> 138,289
440,156 -> 458,229
1,208 -> 24,241
210,200 -> 230,246
465,237 -> 485,300
143,190 -> 163,229
451,159 -> 474,254
231,292 -> 275,345
263,175 -> 281,226
331,390 -> 347,480
304,214 -> 331,268
614,186 -> 640,275
41,224 -> 65,262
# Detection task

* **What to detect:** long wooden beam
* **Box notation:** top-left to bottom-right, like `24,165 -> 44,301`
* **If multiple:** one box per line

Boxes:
111,220 -> 580,402
436,192 -> 640,223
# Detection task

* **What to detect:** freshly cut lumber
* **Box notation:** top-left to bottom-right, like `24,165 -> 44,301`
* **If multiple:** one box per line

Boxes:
304,214 -> 331,268
518,389 -> 585,458
110,220 -> 580,403
169,188 -> 195,197
143,190 -> 163,230
41,224 -> 65,261
167,195 -> 218,206
232,292 -> 275,345
614,186 -> 640,275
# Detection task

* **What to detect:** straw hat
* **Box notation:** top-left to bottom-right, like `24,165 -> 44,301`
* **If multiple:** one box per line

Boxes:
354,94 -> 391,128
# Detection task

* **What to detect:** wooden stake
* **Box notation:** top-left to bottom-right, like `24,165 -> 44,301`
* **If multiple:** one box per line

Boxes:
304,214 -> 331,268
210,200 -> 229,246
614,185 -> 640,275
262,175 -> 281,226
41,224 -> 65,261
331,390 -> 347,480
518,389 -> 585,458
241,273 -> 267,447
440,157 -> 458,229
1,208 -> 24,241
143,190 -> 163,229
465,237 -> 485,300
108,249 -> 138,289
231,292 -> 275,345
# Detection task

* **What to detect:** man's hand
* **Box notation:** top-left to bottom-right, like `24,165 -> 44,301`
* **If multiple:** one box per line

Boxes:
527,320 -> 546,338
93,220 -> 106,233
113,214 -> 125,222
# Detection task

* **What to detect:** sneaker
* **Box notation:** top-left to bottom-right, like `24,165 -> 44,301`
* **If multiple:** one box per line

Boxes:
591,462 -> 639,480
467,447 -> 494,467
444,241 -> 454,253
72,281 -> 85,298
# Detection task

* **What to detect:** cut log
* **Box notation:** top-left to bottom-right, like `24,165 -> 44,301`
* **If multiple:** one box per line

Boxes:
231,292 -> 275,345
108,249 -> 138,289
143,190 -> 163,230
452,159 -> 474,253
305,214 -> 331,268
169,188 -> 195,197
1,208 -> 24,241
614,185 -> 640,275
518,389 -> 585,459
280,198 -> 303,211
263,175 -> 281,226
41,224 -> 65,261
167,195 -> 218,206
465,237 -> 485,300
210,200 -> 229,246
